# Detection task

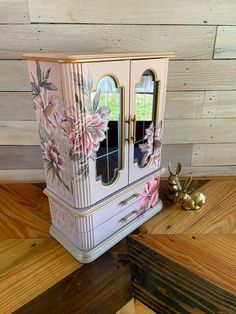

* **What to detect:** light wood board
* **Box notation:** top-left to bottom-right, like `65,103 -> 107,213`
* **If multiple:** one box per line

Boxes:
214,26 -> 236,59
0,0 -> 29,23
28,0 -> 236,25
0,24 -> 215,60
3,60 -> 236,92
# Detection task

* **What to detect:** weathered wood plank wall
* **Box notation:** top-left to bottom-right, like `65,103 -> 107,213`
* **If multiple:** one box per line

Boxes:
0,0 -> 236,181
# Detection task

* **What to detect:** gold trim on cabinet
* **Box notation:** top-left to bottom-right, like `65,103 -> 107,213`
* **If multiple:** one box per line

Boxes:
121,86 -> 125,170
23,53 -> 175,63
50,200 -> 162,260
44,167 -> 164,217
90,73 -> 125,187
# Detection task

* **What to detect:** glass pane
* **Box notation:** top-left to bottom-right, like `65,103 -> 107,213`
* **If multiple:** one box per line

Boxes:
133,70 -> 158,168
93,76 -> 122,185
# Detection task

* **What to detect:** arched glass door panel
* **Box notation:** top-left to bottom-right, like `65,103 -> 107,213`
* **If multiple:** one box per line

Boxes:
92,75 -> 122,185
133,70 -> 158,168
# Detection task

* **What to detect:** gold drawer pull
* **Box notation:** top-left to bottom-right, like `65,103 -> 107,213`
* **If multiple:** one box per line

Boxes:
119,193 -> 139,206
120,210 -> 138,223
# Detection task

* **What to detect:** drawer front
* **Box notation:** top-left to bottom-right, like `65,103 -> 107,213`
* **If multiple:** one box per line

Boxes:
91,168 -> 164,229
93,195 -> 160,247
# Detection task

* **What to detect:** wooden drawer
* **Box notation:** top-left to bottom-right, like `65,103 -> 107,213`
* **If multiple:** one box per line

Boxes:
92,198 -> 160,247
128,234 -> 236,314
46,167 -> 165,231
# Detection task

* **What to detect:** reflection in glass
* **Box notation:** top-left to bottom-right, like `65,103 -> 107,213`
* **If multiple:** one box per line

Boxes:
93,76 -> 122,185
133,70 -> 158,167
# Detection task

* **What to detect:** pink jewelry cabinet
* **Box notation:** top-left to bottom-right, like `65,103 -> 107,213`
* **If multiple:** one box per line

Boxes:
24,52 -> 174,263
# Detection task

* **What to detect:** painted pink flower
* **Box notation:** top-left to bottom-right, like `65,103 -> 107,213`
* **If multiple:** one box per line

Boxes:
139,122 -> 162,167
149,149 -> 161,167
139,177 -> 160,209
34,89 -> 59,132
42,141 -> 64,182
62,109 -> 108,159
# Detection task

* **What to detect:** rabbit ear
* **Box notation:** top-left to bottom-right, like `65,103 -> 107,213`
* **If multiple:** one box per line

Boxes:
176,162 -> 182,175
168,162 -> 173,175
183,175 -> 192,191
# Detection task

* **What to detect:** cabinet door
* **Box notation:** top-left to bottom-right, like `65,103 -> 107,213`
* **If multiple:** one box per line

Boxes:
129,58 -> 168,183
81,61 -> 129,204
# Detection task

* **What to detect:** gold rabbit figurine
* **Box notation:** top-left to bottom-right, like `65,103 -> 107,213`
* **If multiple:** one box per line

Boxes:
178,175 -> 206,210
168,162 -> 182,202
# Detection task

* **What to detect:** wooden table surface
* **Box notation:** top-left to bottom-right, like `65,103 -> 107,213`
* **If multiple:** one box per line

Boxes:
0,179 -> 235,313
129,178 -> 236,313
0,183 -> 131,314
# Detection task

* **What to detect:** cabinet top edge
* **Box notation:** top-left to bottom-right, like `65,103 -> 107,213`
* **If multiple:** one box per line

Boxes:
22,52 -> 175,63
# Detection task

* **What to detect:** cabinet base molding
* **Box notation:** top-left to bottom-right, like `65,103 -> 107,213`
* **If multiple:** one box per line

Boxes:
50,200 -> 162,264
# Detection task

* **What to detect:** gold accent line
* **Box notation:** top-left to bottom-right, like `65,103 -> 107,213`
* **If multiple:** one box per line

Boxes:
90,73 -> 125,187
121,86 -> 125,170
51,200 -> 162,259
23,54 -> 176,63
44,168 -> 163,217
119,193 -> 139,206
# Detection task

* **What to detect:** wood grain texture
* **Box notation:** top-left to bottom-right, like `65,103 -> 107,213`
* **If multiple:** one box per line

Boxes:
164,118 -> 236,144
161,144 -> 193,169
192,143 -> 236,166
116,299 -> 136,314
214,26 -> 236,59
128,235 -> 236,313
0,146 -> 42,169
0,121 -> 38,145
0,0 -> 29,23
117,298 -> 155,314
0,183 -> 131,313
168,60 -> 236,91
165,91 -> 205,119
129,234 -> 236,296
0,61 -> 29,92
28,0 -> 236,25
134,299 -> 155,314
0,169 -> 44,182
1,90 -> 235,122
0,184 -> 50,239
0,92 -> 34,121
203,90 -> 236,118
0,24 -> 215,60
140,179 -> 236,235
15,240 -> 132,314
166,90 -> 236,119
186,166 -> 236,177
0,239 -> 81,314
3,60 -> 236,92
162,166 -> 236,177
